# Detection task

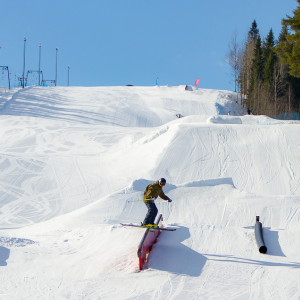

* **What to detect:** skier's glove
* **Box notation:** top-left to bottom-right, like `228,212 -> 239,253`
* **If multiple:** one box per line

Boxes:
168,198 -> 172,202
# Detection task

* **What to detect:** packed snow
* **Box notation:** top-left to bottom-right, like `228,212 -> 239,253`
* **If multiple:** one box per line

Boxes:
0,85 -> 300,299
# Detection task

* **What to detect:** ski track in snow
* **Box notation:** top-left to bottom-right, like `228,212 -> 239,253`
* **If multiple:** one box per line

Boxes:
0,86 -> 300,299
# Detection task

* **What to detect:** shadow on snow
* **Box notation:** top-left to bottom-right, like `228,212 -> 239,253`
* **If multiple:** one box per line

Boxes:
148,226 -> 207,277
0,246 -> 10,266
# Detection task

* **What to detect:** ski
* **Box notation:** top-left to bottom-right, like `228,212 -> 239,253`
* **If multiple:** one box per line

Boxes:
120,223 -> 176,231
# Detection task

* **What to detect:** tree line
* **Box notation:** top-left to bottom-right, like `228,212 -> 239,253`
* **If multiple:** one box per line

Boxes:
227,1 -> 300,117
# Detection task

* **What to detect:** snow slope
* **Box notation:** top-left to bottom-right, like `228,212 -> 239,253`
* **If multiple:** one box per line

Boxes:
0,85 -> 300,299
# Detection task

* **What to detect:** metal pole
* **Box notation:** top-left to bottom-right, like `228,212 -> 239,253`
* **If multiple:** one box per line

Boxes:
39,44 -> 41,86
23,38 -> 26,88
8,67 -> 10,89
68,65 -> 70,86
55,47 -> 58,86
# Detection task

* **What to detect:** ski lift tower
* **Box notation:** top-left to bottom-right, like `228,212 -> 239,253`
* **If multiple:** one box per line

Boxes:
41,79 -> 56,86
39,44 -> 42,85
0,66 -> 10,89
26,70 -> 44,86
55,48 -> 58,86
0,46 -> 10,89
68,65 -> 70,86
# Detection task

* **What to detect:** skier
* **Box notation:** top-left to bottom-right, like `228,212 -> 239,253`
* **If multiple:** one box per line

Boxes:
142,178 -> 172,227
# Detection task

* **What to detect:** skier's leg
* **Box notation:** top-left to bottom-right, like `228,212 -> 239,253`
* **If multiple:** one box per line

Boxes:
143,201 -> 153,224
150,203 -> 158,224
143,202 -> 158,225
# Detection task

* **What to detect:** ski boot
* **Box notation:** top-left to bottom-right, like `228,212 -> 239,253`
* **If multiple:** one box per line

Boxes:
143,224 -> 158,228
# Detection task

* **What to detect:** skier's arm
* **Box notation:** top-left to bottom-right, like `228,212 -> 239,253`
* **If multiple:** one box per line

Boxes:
159,190 -> 170,201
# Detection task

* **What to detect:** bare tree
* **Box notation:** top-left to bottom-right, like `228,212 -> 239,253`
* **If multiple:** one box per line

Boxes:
226,29 -> 241,92
240,37 -> 256,109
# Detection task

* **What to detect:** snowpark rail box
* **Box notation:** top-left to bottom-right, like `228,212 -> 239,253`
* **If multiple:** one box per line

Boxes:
137,214 -> 163,270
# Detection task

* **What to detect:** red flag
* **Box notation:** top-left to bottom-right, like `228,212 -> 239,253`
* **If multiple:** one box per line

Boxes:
195,78 -> 200,86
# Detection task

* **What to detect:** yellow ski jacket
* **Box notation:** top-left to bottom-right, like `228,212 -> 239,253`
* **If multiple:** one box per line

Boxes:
143,181 -> 169,202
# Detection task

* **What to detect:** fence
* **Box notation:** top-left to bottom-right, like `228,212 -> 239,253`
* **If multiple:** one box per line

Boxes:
273,112 -> 300,120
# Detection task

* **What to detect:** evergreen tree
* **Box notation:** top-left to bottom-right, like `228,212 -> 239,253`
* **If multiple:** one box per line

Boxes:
263,52 -> 276,83
277,23 -> 300,112
236,15 -> 300,116
262,29 -> 275,67
248,20 -> 259,41
278,25 -> 289,44
277,0 -> 300,77
247,35 -> 263,113
251,35 -> 263,85
262,30 -> 276,83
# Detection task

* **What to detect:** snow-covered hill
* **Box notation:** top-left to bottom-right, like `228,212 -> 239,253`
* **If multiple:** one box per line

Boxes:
0,85 -> 300,299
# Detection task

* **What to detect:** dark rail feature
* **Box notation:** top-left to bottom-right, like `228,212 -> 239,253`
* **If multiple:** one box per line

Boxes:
255,216 -> 267,254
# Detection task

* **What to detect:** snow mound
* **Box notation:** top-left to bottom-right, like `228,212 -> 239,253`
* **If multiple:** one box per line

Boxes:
168,115 -> 211,125
208,115 -> 242,124
241,115 -> 300,125
208,114 -> 300,125
135,125 -> 169,145
126,178 -> 154,192
179,177 -> 234,188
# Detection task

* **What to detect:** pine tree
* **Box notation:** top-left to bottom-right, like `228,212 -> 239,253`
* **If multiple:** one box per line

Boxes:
262,30 -> 276,83
248,35 -> 263,113
277,0 -> 300,77
278,25 -> 289,43
248,20 -> 259,41
251,35 -> 263,86
277,23 -> 300,113
263,52 -> 275,83
262,29 -> 275,67
237,16 -> 300,116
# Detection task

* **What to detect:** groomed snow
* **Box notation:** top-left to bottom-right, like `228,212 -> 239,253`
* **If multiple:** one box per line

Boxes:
0,85 -> 300,299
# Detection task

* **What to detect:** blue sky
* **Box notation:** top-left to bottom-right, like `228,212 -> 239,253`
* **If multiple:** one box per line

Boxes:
0,0 -> 297,90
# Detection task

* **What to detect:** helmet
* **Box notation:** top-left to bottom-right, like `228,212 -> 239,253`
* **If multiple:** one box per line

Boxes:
158,178 -> 166,186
